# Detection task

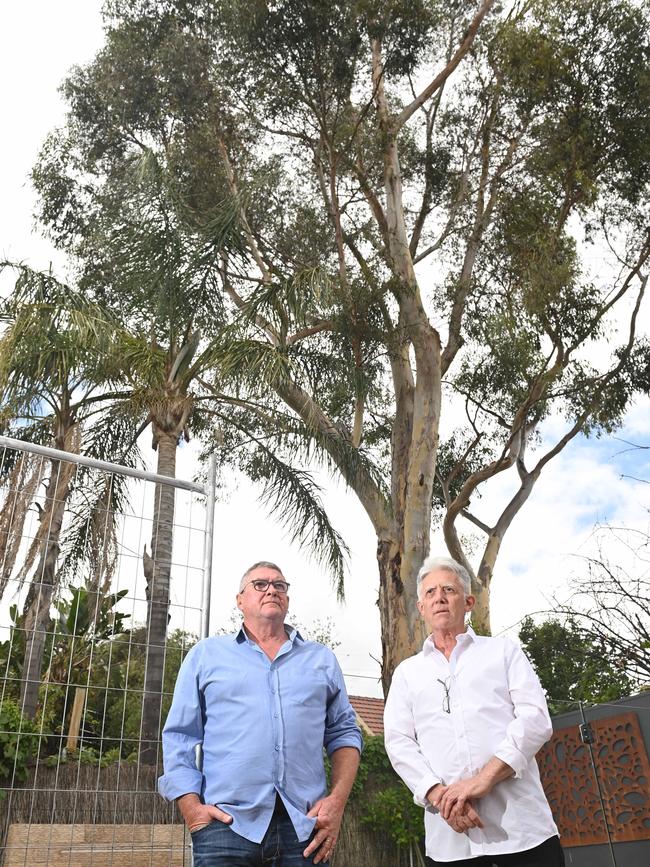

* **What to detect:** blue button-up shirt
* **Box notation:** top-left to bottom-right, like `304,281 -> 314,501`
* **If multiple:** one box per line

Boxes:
158,626 -> 362,843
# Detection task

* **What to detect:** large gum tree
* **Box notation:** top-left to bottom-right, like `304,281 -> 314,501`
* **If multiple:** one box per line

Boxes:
34,0 -> 650,689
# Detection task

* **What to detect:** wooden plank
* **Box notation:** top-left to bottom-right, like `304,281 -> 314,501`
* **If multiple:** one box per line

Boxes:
3,825 -> 190,867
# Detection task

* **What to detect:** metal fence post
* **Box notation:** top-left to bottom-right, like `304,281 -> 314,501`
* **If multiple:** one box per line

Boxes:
200,454 -> 217,640
578,700 -> 618,867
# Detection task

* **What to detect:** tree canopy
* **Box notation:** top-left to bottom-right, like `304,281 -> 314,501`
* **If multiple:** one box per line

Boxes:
30,0 -> 650,686
518,615 -> 634,715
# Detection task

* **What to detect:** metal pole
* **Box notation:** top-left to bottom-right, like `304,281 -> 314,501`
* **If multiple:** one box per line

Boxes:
0,435 -> 204,494
578,701 -> 618,867
200,454 -> 217,639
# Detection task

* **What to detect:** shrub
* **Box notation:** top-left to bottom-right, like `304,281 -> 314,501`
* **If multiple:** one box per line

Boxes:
0,699 -> 42,795
350,735 -> 426,862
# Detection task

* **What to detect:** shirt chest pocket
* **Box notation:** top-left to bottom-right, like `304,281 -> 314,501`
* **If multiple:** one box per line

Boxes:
282,674 -> 330,709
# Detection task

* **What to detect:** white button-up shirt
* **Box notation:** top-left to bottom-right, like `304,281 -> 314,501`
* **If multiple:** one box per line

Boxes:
384,627 -> 558,862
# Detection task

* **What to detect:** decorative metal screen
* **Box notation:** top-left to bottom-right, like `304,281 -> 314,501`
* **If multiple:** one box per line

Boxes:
538,711 -> 650,846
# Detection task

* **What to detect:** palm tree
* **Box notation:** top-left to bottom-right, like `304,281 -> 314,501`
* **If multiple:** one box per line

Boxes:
0,266 -> 137,718
81,161 -> 351,762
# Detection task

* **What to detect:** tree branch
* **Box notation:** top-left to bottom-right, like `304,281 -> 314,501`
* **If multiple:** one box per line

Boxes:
461,508 -> 492,535
395,0 -> 496,130
286,321 -> 334,345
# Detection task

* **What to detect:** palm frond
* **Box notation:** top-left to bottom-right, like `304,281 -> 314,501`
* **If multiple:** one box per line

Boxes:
234,267 -> 335,332
79,403 -> 145,471
112,330 -> 168,387
190,194 -> 247,258
0,265 -> 118,415
0,453 -> 46,600
241,392 -> 390,507
0,421 -> 56,478
205,394 -> 390,520
206,336 -> 292,391
244,443 -> 349,598
58,470 -> 130,591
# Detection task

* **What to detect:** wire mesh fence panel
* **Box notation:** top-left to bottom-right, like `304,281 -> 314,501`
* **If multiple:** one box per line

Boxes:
0,439 -> 212,866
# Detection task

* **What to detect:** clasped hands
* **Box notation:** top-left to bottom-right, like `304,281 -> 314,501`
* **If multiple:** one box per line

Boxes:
427,774 -> 491,834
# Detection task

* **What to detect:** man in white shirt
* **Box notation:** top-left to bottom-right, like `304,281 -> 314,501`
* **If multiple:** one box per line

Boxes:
384,556 -> 563,866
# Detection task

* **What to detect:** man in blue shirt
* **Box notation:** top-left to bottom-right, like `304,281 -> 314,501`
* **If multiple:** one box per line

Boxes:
159,561 -> 362,865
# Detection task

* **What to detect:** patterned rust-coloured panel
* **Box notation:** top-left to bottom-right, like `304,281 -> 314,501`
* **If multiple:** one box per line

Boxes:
537,711 -> 650,846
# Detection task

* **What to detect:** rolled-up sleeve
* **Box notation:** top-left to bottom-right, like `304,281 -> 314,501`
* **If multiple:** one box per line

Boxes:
158,644 -> 205,801
493,641 -> 553,778
384,666 -> 440,806
323,655 -> 363,756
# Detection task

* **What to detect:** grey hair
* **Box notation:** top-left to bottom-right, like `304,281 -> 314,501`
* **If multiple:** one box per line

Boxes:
239,560 -> 285,592
416,556 -> 472,598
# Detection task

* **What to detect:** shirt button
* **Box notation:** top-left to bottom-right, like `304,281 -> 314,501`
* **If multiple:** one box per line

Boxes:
274,713 -> 279,718
275,745 -> 280,751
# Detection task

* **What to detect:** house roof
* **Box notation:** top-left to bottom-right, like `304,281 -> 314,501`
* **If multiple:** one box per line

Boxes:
349,694 -> 385,736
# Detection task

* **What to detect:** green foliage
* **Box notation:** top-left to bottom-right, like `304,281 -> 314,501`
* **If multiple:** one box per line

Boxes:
85,628 -> 196,756
0,700 -> 42,791
519,616 -> 633,714
349,736 -> 425,857
362,787 -> 426,852
53,586 -> 129,645
0,605 -> 25,701
44,745 -> 124,768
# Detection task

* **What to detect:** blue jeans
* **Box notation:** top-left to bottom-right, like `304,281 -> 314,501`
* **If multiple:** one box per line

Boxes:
191,797 -> 328,866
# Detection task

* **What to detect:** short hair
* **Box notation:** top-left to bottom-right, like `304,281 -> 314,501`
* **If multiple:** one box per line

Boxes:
416,556 -> 472,598
239,560 -> 285,592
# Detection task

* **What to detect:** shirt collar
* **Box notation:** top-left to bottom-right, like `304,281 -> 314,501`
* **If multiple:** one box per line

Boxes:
423,623 -> 477,654
234,623 -> 303,644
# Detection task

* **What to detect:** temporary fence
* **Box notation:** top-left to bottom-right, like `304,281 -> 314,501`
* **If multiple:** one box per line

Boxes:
0,436 -> 417,867
0,435 -> 216,866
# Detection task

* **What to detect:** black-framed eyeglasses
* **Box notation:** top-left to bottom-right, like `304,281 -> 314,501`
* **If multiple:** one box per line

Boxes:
437,677 -> 451,714
244,579 -> 290,594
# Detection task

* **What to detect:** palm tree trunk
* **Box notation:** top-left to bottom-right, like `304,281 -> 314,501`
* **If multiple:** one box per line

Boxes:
20,454 -> 73,718
140,431 -> 177,765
